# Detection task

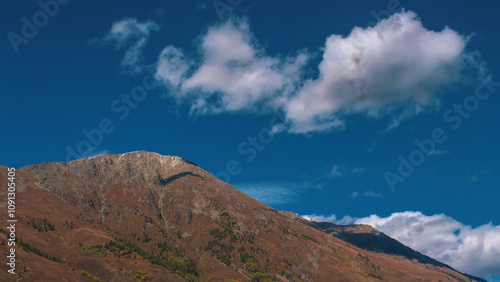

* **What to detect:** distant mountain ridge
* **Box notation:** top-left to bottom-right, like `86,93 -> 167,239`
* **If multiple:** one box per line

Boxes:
302,220 -> 486,282
0,151 -> 485,281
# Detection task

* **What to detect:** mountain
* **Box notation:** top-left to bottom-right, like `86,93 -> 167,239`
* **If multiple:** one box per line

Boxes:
0,151 -> 485,281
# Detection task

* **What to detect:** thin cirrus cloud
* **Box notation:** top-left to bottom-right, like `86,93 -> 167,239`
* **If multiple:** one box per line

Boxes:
150,11 -> 482,133
233,182 -> 300,205
305,211 -> 500,277
98,18 -> 160,73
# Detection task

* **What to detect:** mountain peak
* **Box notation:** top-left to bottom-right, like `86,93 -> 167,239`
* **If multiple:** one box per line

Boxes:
70,150 -> 197,167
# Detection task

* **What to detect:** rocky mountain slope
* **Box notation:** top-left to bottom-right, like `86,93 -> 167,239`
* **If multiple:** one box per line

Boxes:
0,151 -> 485,281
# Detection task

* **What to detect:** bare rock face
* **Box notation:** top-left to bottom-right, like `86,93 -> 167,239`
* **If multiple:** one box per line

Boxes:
0,151 -> 485,281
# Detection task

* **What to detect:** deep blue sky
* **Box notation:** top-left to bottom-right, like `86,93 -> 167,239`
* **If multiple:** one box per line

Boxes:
1,1 -> 500,278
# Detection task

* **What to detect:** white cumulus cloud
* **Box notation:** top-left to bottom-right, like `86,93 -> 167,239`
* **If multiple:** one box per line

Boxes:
156,19 -> 309,115
356,211 -> 500,277
285,11 -> 467,133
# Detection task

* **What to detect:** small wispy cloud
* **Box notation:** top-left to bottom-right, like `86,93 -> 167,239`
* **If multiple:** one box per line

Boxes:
428,150 -> 450,156
469,168 -> 493,183
367,140 -> 378,153
349,190 -> 383,198
234,182 -> 299,205
82,147 -> 109,158
329,165 -> 365,178
385,104 -> 423,132
195,2 -> 209,10
364,190 -> 383,198
348,192 -> 360,198
97,18 -> 160,73
301,213 -> 355,225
